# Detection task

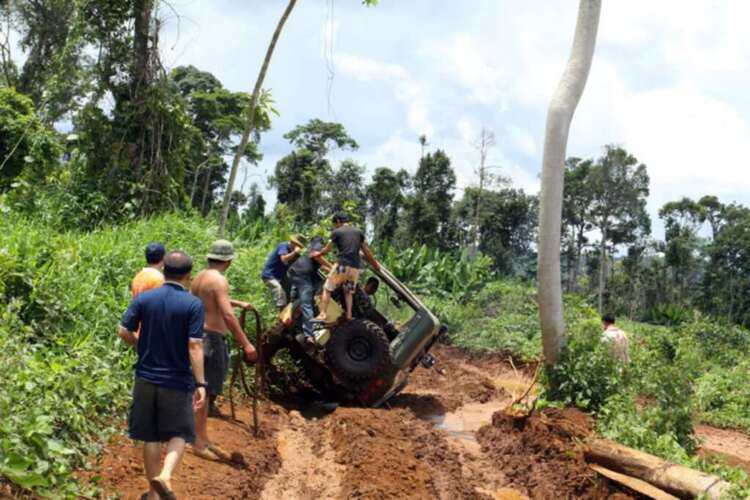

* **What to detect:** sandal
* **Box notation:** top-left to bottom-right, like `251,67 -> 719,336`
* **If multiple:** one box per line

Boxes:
190,443 -> 230,462
149,478 -> 177,500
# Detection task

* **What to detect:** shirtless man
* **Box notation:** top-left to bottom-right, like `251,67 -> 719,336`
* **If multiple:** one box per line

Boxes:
190,239 -> 257,460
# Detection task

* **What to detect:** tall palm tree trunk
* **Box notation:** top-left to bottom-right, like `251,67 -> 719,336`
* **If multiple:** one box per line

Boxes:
537,0 -> 602,366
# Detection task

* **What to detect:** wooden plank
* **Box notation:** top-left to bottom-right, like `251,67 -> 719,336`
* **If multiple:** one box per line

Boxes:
590,464 -> 679,500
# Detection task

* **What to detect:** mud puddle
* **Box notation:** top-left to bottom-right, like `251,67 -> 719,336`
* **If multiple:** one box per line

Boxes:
425,400 -> 508,453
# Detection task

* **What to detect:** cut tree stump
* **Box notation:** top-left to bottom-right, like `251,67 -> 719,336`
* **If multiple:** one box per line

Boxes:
585,439 -> 730,499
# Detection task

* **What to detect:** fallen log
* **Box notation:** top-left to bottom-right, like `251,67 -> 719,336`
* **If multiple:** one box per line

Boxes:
590,464 -> 678,500
585,439 -> 730,499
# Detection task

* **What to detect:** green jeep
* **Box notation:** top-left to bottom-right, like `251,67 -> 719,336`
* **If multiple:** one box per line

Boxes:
262,264 -> 444,407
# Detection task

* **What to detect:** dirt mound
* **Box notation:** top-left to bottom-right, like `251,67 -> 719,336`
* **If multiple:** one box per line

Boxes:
477,408 -> 632,499
81,402 -> 284,499
407,344 -> 508,411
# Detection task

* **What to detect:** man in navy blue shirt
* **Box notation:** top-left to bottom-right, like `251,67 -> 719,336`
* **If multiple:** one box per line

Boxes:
118,250 -> 206,500
260,235 -> 306,310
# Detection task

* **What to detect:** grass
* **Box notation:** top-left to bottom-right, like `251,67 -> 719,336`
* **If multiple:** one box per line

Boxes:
0,212 -> 283,496
3,209 -> 750,497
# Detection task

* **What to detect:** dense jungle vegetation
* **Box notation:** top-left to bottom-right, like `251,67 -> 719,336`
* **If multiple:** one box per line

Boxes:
2,0 -> 750,497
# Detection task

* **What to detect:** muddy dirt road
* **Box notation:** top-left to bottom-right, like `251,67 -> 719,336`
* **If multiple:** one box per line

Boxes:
86,345 -> 640,499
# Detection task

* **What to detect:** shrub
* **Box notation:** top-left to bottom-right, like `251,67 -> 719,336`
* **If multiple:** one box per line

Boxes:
543,319 -> 624,411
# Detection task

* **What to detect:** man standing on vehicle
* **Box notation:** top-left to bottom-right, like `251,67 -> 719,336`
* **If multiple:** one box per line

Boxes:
261,235 -> 306,310
288,236 -> 332,346
312,214 -> 381,322
191,239 -> 257,460
117,250 -> 206,500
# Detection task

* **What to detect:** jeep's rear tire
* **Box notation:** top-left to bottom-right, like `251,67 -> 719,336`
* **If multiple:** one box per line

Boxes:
325,319 -> 391,383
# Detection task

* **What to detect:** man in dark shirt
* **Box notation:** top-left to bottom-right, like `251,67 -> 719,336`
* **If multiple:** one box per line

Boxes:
311,214 -> 380,321
260,235 -> 306,310
288,236 -> 332,344
118,250 -> 206,500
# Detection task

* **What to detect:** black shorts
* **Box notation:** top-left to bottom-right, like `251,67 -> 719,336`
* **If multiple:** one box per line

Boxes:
204,330 -> 229,397
128,378 -> 195,443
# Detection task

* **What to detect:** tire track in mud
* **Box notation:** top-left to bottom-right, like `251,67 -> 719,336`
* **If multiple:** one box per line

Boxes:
260,411 -> 344,500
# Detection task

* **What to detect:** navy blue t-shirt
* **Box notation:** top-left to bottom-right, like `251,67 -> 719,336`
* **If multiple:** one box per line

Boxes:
120,282 -> 204,391
261,242 -> 291,280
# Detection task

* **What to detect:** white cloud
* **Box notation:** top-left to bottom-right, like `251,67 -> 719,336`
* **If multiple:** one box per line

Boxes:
335,52 -> 433,137
432,34 -> 504,104
622,86 -> 750,196
506,124 -> 536,157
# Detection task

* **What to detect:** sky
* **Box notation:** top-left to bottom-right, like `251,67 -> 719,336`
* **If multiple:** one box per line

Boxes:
158,0 -> 750,238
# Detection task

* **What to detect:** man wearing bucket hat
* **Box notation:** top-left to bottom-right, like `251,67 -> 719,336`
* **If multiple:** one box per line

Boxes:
190,239 -> 256,461
260,234 -> 307,310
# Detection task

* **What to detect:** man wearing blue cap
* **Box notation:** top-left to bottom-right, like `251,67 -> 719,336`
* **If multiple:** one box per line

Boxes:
132,243 -> 166,298
131,243 -> 166,339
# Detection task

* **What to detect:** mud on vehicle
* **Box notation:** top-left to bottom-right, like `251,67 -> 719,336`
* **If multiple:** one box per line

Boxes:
262,265 -> 445,407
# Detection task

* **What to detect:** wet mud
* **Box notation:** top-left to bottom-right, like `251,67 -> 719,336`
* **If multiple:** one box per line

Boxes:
81,344 -> 642,499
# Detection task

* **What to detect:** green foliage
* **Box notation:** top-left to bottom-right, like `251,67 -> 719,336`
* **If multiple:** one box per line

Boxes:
367,167 -> 410,244
0,212 -> 286,495
644,303 -> 694,326
695,363 -> 750,432
431,281 -> 597,361
377,244 -> 492,303
0,87 -> 61,193
544,319 -> 624,411
701,204 -> 750,328
404,150 -> 456,249
271,119 -> 358,224
453,186 -> 537,275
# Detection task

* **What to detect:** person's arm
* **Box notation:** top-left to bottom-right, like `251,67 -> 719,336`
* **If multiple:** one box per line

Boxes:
117,298 -> 141,347
188,302 -> 207,409
189,339 -> 207,410
117,325 -> 138,346
230,299 -> 254,310
313,254 -> 334,272
280,246 -> 301,264
310,241 -> 333,259
361,240 -> 381,271
216,278 -> 257,363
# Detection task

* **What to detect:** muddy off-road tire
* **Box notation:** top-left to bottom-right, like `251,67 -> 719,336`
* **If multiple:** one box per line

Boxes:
325,319 -> 391,383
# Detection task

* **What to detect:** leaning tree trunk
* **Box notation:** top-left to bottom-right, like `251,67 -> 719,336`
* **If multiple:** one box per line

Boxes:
598,225 -> 607,313
218,0 -> 297,237
537,0 -> 601,366
131,0 -> 154,177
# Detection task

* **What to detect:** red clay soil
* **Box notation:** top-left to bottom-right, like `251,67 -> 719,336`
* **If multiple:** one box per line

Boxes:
477,407 -> 634,499
80,403 -> 284,499
327,407 -> 485,499
77,344 -> 639,499
405,344 -> 509,411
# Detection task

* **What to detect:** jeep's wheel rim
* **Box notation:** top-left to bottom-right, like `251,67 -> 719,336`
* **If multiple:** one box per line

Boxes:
348,337 -> 371,362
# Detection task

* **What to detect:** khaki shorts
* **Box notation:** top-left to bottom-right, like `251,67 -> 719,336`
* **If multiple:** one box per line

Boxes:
324,265 -> 360,292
